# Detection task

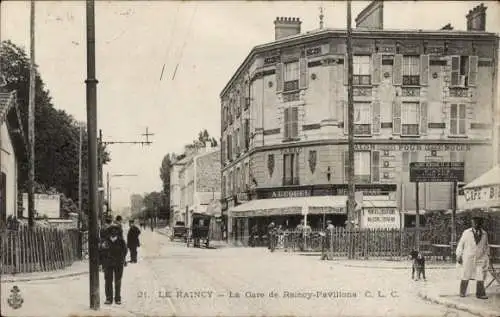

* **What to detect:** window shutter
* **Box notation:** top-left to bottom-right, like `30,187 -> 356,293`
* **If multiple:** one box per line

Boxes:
228,135 -> 232,160
343,151 -> 349,183
344,54 -> 349,86
245,119 -> 249,150
276,62 -> 284,93
292,107 -> 299,138
468,56 -> 478,87
371,53 -> 382,85
284,108 -> 290,139
372,101 -> 381,135
240,127 -> 245,153
393,54 -> 403,85
295,153 -> 300,184
371,151 -> 380,183
343,101 -> 349,135
299,58 -> 308,89
420,54 -> 429,86
239,90 -> 245,113
450,56 -> 460,86
282,154 -> 287,185
419,101 -> 428,135
392,100 -> 401,134
221,140 -> 225,164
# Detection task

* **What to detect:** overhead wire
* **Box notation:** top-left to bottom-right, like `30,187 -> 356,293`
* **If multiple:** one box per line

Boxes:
170,4 -> 198,81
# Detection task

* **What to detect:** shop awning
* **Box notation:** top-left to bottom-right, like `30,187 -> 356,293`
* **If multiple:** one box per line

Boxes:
463,165 -> 500,189
230,196 -> 348,217
462,165 -> 500,211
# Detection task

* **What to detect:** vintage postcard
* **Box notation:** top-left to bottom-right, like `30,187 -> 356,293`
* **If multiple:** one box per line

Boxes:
0,1 -> 499,316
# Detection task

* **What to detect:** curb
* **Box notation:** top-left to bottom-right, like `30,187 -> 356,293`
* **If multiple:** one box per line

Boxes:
1,270 -> 89,283
339,264 -> 456,270
418,291 -> 500,317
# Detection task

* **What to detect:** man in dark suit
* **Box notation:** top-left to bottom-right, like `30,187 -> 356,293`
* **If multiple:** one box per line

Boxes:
101,224 -> 128,305
127,219 -> 141,263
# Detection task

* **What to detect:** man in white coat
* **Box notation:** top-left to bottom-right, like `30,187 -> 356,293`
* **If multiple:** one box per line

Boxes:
456,216 -> 489,299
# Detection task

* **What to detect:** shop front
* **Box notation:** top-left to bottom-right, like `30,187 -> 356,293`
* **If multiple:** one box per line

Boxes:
463,165 -> 500,211
228,184 -> 398,245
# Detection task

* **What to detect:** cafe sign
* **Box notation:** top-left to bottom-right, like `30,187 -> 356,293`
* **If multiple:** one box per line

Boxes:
463,185 -> 500,209
361,208 -> 400,229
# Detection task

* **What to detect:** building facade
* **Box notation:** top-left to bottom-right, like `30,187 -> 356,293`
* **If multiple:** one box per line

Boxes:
220,2 -> 499,244
169,155 -> 187,225
0,90 -> 27,225
178,145 -> 222,228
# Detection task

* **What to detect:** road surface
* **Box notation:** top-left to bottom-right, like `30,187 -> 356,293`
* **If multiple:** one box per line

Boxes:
1,230 -> 475,317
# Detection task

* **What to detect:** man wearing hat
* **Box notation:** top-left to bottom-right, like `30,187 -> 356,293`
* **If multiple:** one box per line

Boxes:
456,215 -> 490,299
101,223 -> 128,305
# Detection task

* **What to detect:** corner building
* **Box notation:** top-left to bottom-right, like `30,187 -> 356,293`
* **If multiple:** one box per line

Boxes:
220,3 -> 499,244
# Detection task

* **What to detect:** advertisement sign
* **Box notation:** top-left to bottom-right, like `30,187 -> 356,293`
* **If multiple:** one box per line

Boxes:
463,184 -> 500,210
361,208 -> 400,229
410,162 -> 465,183
22,193 -> 61,219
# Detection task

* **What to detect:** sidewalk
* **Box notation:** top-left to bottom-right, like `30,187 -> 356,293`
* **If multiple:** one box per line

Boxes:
418,277 -> 500,317
1,260 -> 89,283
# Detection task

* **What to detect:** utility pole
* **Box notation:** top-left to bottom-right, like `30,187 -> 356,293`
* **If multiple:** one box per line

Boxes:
78,123 -> 83,259
98,129 -> 104,225
27,0 -> 36,228
346,0 -> 356,259
85,0 -> 100,310
106,171 -> 110,217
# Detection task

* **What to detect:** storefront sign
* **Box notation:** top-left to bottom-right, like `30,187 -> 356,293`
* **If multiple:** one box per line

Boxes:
280,147 -> 302,154
362,208 -> 400,229
464,185 -> 500,202
410,162 -> 465,182
354,143 -> 471,152
271,190 -> 310,199
257,184 -> 397,200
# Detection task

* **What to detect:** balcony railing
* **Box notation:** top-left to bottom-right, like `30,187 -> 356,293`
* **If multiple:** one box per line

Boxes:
353,75 -> 371,86
284,80 -> 299,92
402,124 -> 419,136
403,75 -> 420,86
354,124 -> 371,136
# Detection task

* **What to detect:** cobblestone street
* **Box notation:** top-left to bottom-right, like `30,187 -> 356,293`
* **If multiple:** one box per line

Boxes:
0,231 -> 481,317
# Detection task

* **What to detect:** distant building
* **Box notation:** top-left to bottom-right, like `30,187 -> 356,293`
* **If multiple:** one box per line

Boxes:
130,194 -> 144,218
169,153 -> 188,226
219,2 -> 499,244
175,143 -> 221,228
0,90 -> 28,225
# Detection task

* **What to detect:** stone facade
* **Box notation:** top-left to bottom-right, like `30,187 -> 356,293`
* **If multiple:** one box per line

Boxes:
177,147 -> 221,227
220,9 -> 499,216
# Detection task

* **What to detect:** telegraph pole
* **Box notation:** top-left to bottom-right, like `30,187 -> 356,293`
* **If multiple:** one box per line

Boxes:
27,0 -> 36,228
78,123 -> 83,258
98,129 -> 104,225
346,0 -> 356,259
85,0 -> 100,309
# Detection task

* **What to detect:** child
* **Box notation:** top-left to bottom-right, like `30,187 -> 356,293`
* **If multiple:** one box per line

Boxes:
409,250 -> 419,280
410,250 -> 427,281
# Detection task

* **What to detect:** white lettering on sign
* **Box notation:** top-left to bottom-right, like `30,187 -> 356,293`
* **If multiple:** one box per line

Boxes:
368,216 -> 396,222
363,208 -> 399,229
271,190 -> 310,199
464,185 -> 500,202
354,144 -> 471,152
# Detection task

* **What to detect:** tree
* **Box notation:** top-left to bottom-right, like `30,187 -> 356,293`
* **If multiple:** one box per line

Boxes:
192,129 -> 217,148
1,40 -> 111,218
159,154 -> 171,215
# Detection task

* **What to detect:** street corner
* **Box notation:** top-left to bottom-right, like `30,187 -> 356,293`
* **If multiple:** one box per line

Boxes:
418,289 -> 500,317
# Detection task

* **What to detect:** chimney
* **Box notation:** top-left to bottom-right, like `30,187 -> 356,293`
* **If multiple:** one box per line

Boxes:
466,3 -> 486,31
274,17 -> 302,40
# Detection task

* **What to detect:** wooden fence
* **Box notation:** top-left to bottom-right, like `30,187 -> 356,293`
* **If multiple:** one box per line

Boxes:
1,225 -> 80,274
261,227 -> 499,262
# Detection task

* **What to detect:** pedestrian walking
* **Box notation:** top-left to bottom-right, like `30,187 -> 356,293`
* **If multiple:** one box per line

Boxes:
101,223 -> 128,305
456,215 -> 489,299
267,222 -> 275,250
127,219 -> 141,263
115,215 -> 123,228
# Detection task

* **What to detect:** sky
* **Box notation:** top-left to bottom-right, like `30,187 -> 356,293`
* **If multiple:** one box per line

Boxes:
1,1 -> 499,210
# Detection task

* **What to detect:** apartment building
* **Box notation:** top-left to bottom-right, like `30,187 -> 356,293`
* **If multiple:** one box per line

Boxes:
220,2 -> 499,243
